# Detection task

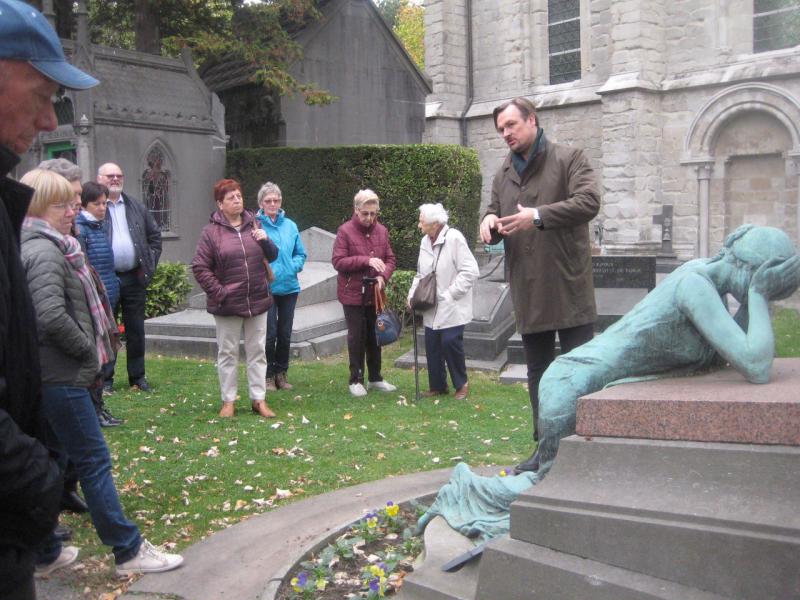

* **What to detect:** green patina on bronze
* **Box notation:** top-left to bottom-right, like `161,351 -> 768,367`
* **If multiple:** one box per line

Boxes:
420,225 -> 800,541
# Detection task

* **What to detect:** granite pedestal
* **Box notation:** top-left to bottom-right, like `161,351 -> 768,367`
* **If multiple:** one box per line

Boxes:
476,359 -> 800,599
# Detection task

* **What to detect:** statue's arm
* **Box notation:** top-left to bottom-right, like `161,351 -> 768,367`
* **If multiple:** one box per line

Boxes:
676,273 -> 774,383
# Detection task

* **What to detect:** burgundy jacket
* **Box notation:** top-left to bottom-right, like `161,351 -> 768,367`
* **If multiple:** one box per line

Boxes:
192,210 -> 278,318
332,214 -> 396,306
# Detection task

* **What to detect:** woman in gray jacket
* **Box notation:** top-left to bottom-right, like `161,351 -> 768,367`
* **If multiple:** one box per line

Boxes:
20,169 -> 183,577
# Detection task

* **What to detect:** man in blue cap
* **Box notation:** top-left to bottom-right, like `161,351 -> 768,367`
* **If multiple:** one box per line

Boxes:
0,2 -> 96,598
0,3 -> 183,595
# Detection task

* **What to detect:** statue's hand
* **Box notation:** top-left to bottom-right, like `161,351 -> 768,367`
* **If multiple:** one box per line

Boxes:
751,256 -> 800,300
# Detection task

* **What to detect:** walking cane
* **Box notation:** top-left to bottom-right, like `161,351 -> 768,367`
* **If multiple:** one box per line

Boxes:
412,308 -> 420,403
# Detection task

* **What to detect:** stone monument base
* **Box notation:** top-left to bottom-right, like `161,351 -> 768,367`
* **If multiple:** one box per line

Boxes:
475,360 -> 800,600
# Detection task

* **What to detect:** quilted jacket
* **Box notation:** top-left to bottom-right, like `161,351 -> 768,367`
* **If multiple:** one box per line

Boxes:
192,209 -> 278,318
332,214 -> 396,306
76,212 -> 120,308
20,231 -> 99,387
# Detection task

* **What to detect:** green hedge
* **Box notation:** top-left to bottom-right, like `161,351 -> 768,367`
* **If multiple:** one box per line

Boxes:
226,144 -> 482,269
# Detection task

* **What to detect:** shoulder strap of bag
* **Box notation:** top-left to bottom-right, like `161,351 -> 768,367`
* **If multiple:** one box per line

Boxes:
373,284 -> 385,313
432,230 -> 448,272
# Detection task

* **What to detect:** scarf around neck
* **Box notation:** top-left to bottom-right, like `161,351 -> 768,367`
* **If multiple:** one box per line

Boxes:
23,216 -> 116,368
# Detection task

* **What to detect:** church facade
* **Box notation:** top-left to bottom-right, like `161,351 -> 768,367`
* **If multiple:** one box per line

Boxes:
423,0 -> 800,259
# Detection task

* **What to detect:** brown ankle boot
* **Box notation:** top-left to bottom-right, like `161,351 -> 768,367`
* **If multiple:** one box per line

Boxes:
219,402 -> 235,418
251,400 -> 276,418
275,372 -> 293,390
265,376 -> 277,392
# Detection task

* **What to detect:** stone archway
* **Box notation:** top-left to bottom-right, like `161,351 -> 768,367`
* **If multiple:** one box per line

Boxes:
681,83 -> 800,256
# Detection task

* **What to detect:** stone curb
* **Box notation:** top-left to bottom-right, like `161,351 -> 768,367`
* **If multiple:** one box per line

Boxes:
123,467 -> 493,600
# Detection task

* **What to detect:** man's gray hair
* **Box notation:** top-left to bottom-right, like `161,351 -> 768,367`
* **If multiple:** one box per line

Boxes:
353,189 -> 379,210
419,203 -> 449,225
38,158 -> 82,182
257,182 -> 282,204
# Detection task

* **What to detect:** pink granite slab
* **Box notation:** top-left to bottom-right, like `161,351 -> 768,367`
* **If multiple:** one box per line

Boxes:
575,358 -> 800,445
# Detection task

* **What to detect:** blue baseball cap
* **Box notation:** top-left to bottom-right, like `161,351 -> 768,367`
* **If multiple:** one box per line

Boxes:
0,0 -> 99,90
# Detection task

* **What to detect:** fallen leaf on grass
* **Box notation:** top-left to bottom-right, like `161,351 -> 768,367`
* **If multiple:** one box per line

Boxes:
343,413 -> 352,420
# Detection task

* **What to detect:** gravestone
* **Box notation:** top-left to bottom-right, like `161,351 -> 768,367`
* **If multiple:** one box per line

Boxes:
501,255 -> 657,382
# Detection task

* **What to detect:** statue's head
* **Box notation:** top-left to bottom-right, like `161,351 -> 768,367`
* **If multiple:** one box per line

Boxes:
715,225 -> 798,300
722,225 -> 795,267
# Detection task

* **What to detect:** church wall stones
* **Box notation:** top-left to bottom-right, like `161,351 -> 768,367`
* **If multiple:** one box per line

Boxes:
424,0 -> 800,259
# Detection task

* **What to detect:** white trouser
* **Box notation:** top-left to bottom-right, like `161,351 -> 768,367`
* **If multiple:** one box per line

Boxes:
214,312 -> 268,403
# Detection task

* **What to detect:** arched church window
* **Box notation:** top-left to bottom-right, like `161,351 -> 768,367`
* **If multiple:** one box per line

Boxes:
142,146 -> 171,231
754,0 -> 800,53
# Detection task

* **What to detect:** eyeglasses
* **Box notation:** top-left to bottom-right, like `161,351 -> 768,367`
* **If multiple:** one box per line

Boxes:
262,197 -> 282,204
50,202 -> 77,213
102,173 -> 124,180
358,210 -> 378,218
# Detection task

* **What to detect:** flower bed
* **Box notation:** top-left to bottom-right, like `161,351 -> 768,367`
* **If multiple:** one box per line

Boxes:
277,500 -> 427,599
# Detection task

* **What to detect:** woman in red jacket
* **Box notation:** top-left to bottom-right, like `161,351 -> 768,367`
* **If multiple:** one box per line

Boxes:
332,189 -> 397,397
192,179 -> 279,418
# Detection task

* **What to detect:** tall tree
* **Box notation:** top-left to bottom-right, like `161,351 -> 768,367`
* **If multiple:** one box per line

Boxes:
393,0 -> 424,70
73,0 -> 332,104
374,0 -> 402,29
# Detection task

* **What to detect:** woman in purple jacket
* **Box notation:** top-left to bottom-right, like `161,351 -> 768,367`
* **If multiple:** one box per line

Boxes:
332,189 -> 397,397
192,179 -> 278,418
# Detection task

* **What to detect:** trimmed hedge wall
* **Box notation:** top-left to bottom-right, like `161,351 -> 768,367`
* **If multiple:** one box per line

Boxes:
226,145 -> 482,269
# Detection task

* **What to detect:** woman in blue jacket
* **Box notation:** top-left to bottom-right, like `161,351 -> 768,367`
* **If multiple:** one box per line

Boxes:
256,182 -> 307,390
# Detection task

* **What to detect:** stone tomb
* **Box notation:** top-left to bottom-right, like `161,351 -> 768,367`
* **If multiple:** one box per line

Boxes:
501,255 -> 657,383
476,359 -> 800,599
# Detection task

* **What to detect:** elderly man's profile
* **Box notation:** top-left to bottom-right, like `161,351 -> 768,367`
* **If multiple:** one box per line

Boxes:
420,224 -> 800,540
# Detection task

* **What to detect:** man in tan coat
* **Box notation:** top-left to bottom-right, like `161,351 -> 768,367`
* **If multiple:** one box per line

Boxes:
479,97 -> 600,474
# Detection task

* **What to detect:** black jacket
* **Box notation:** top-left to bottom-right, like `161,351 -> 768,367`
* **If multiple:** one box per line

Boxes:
0,145 -> 63,592
104,192 -> 162,284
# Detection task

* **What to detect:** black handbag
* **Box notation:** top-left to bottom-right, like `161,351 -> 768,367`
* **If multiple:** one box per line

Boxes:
410,233 -> 447,311
374,286 -> 402,346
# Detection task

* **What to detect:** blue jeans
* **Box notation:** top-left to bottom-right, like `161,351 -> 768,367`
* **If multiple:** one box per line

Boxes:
266,293 -> 299,376
424,325 -> 467,392
38,385 -> 141,564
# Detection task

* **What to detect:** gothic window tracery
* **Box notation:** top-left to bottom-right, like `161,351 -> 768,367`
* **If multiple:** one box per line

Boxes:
142,145 -> 171,231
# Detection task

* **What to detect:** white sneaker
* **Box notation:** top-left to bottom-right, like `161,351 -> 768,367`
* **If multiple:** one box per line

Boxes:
35,545 -> 79,577
368,380 -> 397,392
116,539 -> 183,577
349,382 -> 368,397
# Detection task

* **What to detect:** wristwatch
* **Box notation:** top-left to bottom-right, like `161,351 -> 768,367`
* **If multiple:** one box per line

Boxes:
532,207 -> 543,230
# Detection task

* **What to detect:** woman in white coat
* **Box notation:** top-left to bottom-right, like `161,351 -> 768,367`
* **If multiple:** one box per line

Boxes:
408,204 -> 480,399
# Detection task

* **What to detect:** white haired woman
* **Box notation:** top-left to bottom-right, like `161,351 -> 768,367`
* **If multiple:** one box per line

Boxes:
408,203 -> 479,400
332,189 -> 397,397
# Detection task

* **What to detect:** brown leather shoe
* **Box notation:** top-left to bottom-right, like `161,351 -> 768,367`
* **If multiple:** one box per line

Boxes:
219,402 -> 235,418
251,400 -> 276,418
265,377 -> 277,392
421,389 -> 449,397
454,383 -> 469,400
275,372 -> 293,390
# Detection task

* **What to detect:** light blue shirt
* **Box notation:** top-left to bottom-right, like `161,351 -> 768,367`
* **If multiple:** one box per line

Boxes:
106,195 -> 137,272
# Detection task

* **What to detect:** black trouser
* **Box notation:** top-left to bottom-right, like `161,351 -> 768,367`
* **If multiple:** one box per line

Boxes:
0,547 -> 36,600
106,270 -> 147,386
343,304 -> 382,385
266,293 -> 299,377
522,323 -> 594,441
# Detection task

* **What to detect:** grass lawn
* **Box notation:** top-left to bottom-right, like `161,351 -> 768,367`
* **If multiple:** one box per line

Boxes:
54,306 -> 800,594
773,307 -> 800,357
59,331 -> 532,592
